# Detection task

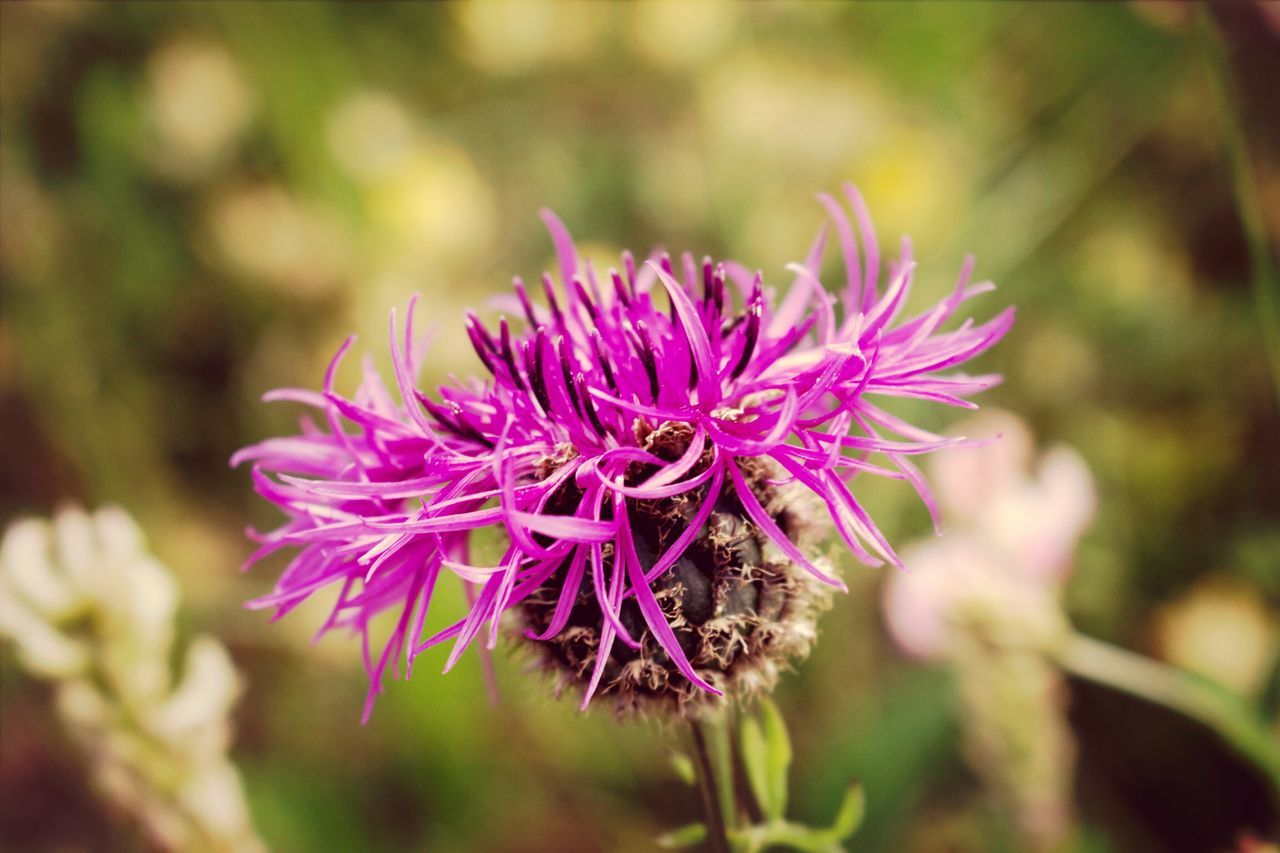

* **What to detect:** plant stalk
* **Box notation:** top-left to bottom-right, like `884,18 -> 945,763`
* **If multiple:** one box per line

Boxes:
1199,5 -> 1280,405
1056,631 -> 1280,796
690,717 -> 731,853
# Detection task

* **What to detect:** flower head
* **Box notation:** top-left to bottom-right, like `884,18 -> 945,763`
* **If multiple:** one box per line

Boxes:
234,184 -> 1013,718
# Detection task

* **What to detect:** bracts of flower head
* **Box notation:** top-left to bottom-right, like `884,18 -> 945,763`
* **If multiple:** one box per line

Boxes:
233,184 -> 1014,720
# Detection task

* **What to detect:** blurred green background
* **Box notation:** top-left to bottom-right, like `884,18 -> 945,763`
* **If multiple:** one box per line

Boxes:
2,2 -> 1278,851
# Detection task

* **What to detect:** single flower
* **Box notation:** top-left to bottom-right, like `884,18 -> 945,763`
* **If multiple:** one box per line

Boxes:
234,184 -> 1013,718
878,412 -> 1094,849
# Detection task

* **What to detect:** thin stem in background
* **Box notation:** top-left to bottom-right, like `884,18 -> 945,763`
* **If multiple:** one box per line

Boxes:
1199,5 -> 1280,406
690,717 -> 731,853
1056,631 -> 1280,797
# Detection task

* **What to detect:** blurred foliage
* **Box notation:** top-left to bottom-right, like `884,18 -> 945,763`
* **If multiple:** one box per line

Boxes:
1,1 -> 1278,851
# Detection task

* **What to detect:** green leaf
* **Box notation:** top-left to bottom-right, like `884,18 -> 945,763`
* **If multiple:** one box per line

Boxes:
829,782 -> 866,841
668,749 -> 697,787
742,822 -> 844,853
760,698 -> 793,821
658,823 -> 707,849
739,714 -> 773,820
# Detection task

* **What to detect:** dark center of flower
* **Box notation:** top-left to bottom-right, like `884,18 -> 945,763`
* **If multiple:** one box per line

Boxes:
519,423 -> 830,716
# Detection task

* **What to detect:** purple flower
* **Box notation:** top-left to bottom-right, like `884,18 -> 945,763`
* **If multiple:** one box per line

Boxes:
234,184 -> 1013,718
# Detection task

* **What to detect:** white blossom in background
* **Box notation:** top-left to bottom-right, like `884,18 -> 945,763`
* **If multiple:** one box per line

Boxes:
882,410 -> 1096,851
0,505 -> 265,853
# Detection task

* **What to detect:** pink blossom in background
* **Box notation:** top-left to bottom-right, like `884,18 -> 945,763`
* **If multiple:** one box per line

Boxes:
883,410 -> 1096,659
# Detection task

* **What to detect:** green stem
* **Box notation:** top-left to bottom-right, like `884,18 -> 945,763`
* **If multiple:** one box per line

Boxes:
1056,631 -> 1280,796
736,821 -> 844,853
708,709 -> 737,830
690,718 -> 731,853
1199,6 -> 1280,405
